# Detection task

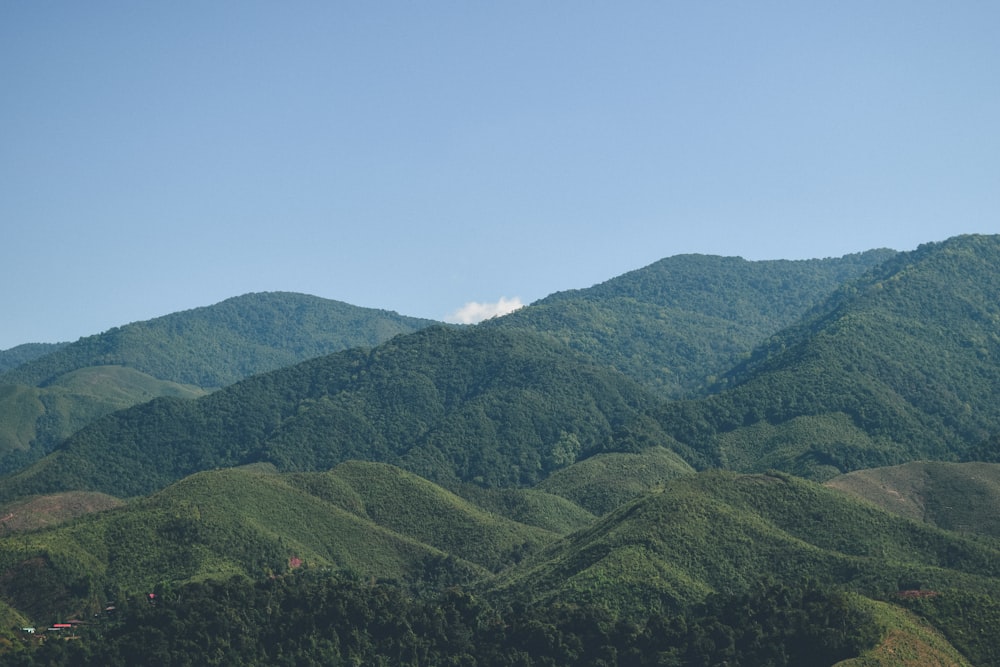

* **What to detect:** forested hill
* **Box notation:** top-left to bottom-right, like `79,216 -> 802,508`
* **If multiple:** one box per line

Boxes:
0,326 -> 681,500
0,343 -> 69,373
658,234 -> 1000,479
0,292 -> 439,389
490,249 -> 896,398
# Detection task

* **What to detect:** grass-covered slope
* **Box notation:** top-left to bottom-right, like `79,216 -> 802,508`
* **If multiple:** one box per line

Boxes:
659,234 -> 1000,479
826,461 -> 1000,539
495,470 -> 1000,616
0,326 -> 683,500
493,249 -> 895,398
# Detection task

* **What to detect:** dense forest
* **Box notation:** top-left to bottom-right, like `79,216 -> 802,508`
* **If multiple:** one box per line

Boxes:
3,234 -> 1000,664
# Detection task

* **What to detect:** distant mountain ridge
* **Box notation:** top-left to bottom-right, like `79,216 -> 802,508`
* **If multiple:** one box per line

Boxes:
0,292 -> 440,473
492,249 -> 896,398
659,234 -> 1000,479
0,291 -> 440,388
0,326 -> 679,500
0,342 -> 69,373
5,235 -> 1000,663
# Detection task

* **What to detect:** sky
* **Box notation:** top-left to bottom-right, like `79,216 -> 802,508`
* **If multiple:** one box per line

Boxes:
2,2 -> 998,348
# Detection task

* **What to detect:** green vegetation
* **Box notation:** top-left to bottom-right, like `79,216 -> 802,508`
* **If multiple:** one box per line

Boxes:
6,236 -> 1000,662
0,326 -> 682,500
0,293 -> 438,474
3,573 -> 878,666
0,292 -> 438,389
660,235 -> 1000,479
0,344 -> 67,374
0,367 -> 207,475
494,471 -> 1000,616
826,461 -> 1000,538
493,250 -> 895,398
534,446 -> 695,515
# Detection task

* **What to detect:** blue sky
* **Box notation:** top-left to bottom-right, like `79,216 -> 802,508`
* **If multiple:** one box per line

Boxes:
2,2 -> 998,348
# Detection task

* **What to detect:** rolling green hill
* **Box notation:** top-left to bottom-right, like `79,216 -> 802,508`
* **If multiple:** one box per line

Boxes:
494,470 -> 1000,616
658,234 -> 1000,479
533,445 -> 695,515
492,249 -> 895,398
0,462 -> 570,624
0,326 -> 684,500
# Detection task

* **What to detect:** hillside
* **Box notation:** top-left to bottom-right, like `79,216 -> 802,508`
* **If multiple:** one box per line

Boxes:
0,343 -> 68,374
1,466 -> 996,665
826,461 -> 1000,538
0,292 -> 439,389
0,325 -> 684,500
0,367 -> 207,475
658,234 -> 1000,479
492,249 -> 895,398
494,470 -> 1000,616
0,292 -> 438,473
0,462 -> 572,623
7,235 -> 1000,663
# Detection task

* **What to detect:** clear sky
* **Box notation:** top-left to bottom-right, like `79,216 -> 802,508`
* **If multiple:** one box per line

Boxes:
2,2 -> 998,349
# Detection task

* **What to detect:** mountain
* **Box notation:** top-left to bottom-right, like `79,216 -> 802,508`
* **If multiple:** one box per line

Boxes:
7,235 -> 1000,663
491,249 -> 896,398
0,343 -> 68,374
0,292 -> 439,473
658,234 -> 1000,479
0,292 -> 439,389
0,325 -> 683,500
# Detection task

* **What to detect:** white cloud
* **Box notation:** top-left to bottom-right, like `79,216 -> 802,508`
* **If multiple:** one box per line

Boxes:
445,296 -> 524,324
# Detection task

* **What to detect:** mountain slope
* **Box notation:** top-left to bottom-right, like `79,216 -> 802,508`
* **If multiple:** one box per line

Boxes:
0,292 -> 439,389
494,470 -> 1000,616
492,249 -> 896,398
659,234 -> 1000,479
0,326 -> 683,500
826,461 -> 1000,538
0,292 -> 438,474
0,342 -> 68,373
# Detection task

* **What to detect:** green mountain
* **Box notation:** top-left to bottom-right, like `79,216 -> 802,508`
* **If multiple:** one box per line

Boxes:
0,367 -> 207,475
0,292 -> 439,389
492,249 -> 895,398
0,292 -> 438,474
0,343 -> 68,374
659,234 -> 1000,479
0,325 -> 682,501
7,235 -> 1000,663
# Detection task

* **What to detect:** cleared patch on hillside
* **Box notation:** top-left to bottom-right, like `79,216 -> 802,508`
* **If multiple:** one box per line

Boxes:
0,491 -> 125,534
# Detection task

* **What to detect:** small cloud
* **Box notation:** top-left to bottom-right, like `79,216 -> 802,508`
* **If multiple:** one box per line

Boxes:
446,296 -> 524,324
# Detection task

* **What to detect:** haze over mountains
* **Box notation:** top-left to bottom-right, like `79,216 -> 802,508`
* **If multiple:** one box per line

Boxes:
3,234 -> 1000,665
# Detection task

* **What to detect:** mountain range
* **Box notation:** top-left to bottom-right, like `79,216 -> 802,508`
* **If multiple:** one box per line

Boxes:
2,234 -> 1000,665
